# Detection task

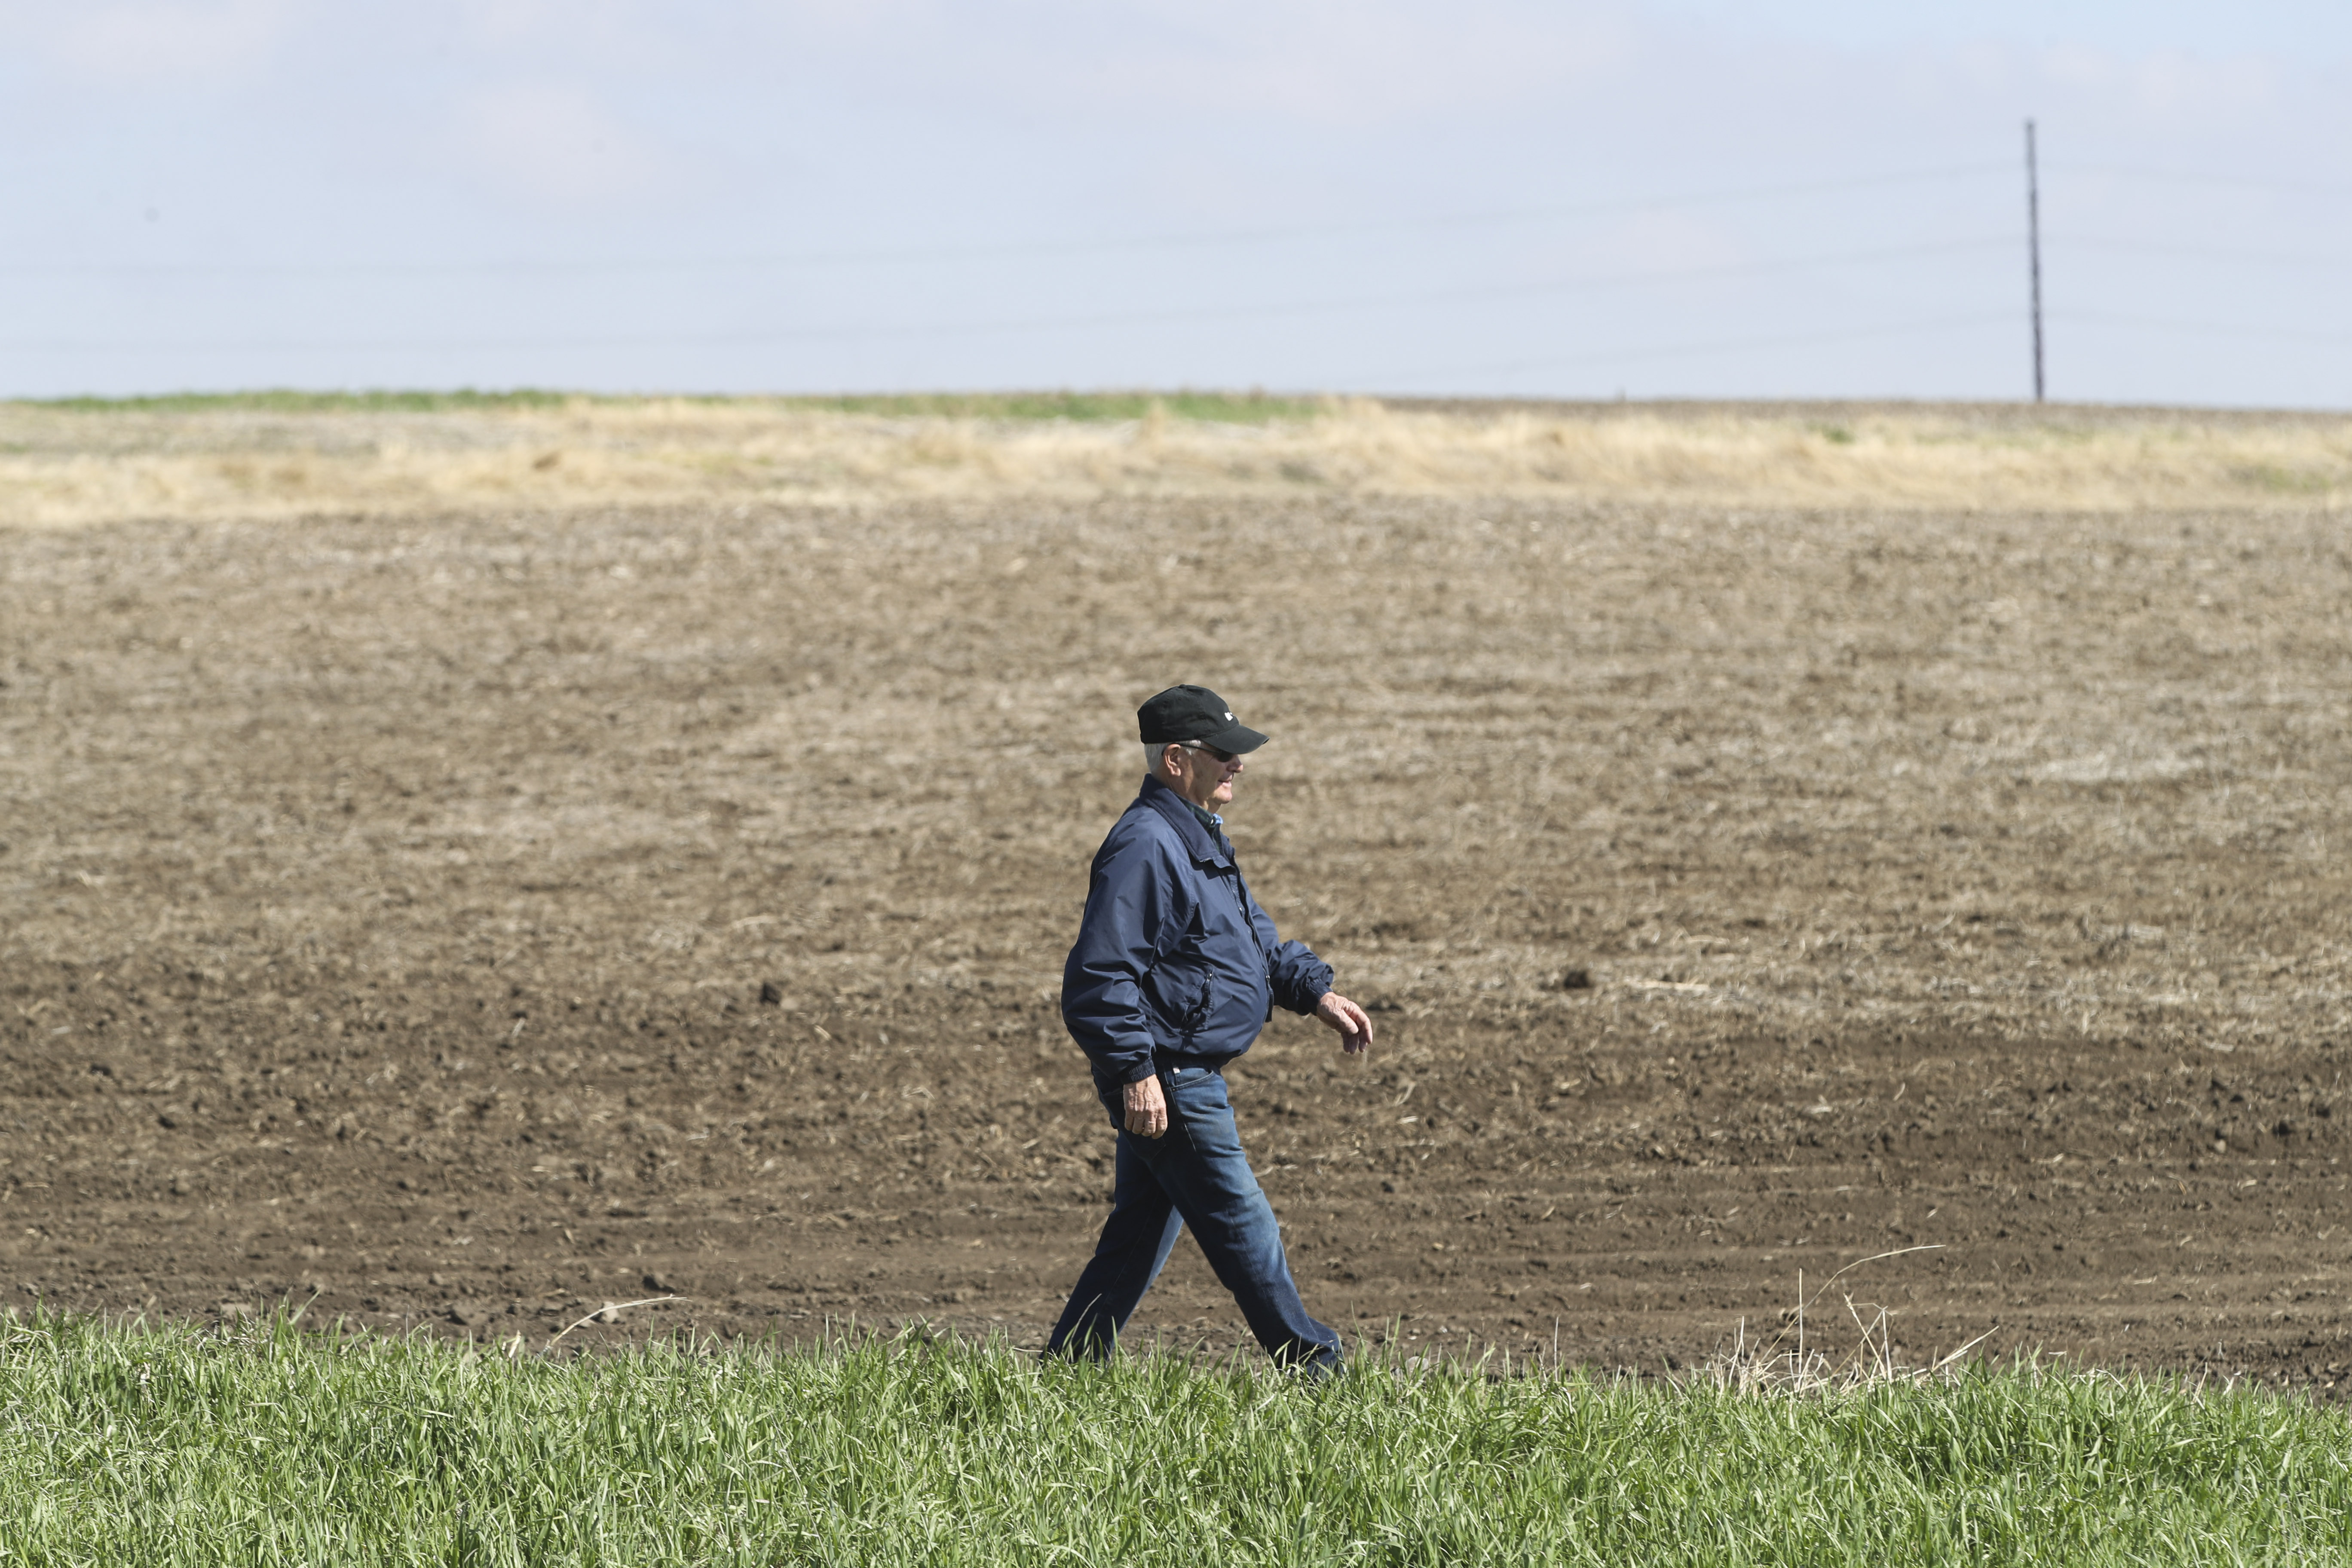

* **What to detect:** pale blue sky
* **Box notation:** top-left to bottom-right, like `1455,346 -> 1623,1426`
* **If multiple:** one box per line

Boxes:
1666,0 -> 2352,55
3,1 -> 2347,404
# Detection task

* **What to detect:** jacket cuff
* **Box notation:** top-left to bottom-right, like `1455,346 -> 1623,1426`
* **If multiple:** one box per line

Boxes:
1121,1063 -> 1159,1084
1279,977 -> 1332,1016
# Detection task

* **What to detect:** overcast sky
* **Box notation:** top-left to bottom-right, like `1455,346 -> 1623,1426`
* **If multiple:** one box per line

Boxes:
4,1 -> 2348,405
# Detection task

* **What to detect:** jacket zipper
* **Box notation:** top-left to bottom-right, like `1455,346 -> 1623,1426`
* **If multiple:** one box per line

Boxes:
1225,864 -> 1274,1020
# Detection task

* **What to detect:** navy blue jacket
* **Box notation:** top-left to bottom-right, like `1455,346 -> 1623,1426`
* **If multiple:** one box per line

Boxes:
1063,776 -> 1334,1089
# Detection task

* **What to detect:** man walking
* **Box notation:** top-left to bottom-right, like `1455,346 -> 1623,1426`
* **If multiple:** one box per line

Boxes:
1046,684 -> 1376,1373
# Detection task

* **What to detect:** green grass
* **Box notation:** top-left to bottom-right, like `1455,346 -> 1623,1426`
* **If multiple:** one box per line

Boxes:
24,388 -> 582,415
2,1313 -> 2346,1566
774,390 -> 1317,423
16,389 -> 1319,423
2228,462 -> 2342,495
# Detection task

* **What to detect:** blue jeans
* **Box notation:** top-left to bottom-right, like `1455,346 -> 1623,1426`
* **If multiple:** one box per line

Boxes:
1045,1063 -> 1341,1372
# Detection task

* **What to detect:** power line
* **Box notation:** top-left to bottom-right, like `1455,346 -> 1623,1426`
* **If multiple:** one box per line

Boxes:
0,162 -> 2013,281
0,236 -> 2019,355
2058,311 -> 2352,346
2060,236 -> 2352,272
2053,162 -> 2352,203
9,148 -> 2338,387
9,160 -> 2325,286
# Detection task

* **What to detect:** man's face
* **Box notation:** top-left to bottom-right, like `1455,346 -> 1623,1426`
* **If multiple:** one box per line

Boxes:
1168,741 -> 1244,811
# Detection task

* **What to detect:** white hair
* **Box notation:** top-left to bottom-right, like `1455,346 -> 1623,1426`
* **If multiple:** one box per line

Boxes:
1144,741 -> 1183,778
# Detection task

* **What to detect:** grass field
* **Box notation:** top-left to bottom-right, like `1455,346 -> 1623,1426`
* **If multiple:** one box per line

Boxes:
3,1311 -> 2348,1566
22,389 -> 1317,423
5,392 -> 2349,527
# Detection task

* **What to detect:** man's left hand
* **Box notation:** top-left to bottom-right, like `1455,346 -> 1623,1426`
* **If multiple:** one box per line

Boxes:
1314,992 -> 1375,1055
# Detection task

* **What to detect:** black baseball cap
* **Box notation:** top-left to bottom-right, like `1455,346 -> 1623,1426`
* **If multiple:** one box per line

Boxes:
1137,685 -> 1268,753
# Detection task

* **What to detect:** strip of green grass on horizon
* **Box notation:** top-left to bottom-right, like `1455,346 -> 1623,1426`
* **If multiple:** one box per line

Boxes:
19,389 -> 1321,423
26,388 -> 579,416
1,1311 -> 2344,1566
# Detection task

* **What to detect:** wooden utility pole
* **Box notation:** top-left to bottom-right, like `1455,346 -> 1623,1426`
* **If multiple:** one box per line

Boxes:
2026,118 -> 2045,403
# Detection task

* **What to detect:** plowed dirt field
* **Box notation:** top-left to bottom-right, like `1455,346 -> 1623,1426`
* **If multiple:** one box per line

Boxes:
6,491 -> 2350,1388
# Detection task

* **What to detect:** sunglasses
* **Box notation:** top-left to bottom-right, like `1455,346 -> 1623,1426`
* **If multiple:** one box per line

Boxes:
1177,741 -> 1240,764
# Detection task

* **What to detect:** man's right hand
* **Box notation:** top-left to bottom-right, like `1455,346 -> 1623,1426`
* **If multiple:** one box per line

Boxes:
1123,1074 -> 1168,1138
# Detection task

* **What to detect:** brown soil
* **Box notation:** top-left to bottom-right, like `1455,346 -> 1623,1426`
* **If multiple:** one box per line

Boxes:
5,493 -> 2350,1390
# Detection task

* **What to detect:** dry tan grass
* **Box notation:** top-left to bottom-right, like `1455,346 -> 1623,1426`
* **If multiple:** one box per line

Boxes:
5,396 -> 2349,527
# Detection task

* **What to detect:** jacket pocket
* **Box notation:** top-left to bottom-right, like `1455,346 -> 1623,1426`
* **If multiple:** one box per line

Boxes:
1176,974 -> 1213,1048
1143,958 -> 1214,1049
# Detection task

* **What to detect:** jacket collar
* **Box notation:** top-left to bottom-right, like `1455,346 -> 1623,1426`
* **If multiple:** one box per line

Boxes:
1138,774 -> 1232,867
